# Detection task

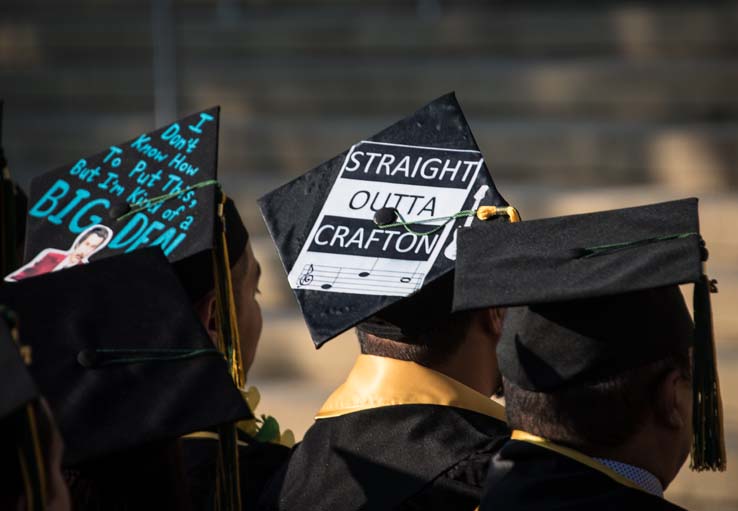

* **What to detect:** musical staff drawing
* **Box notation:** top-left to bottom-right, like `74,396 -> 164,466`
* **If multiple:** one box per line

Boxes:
295,263 -> 423,295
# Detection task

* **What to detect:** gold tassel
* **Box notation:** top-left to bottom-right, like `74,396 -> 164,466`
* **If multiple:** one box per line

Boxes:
211,191 -> 245,510
690,274 -> 726,471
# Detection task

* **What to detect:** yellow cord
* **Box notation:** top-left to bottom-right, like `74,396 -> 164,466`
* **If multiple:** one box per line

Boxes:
476,205 -> 521,223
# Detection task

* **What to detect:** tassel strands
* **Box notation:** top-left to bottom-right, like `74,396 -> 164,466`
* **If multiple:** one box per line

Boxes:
690,274 -> 726,471
211,191 -> 245,510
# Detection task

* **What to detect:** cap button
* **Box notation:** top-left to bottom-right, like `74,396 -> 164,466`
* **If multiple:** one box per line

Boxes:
373,207 -> 398,227
77,349 -> 99,368
109,202 -> 131,220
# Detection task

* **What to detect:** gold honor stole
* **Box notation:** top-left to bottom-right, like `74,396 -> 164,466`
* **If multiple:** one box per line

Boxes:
316,354 -> 506,421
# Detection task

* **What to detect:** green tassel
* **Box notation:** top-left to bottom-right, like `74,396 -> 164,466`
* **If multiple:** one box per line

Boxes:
690,275 -> 726,471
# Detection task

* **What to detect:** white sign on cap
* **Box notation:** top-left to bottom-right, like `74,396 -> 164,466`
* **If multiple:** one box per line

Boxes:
287,140 -> 485,297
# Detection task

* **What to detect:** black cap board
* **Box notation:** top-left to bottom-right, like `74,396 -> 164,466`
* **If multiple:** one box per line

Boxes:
453,198 -> 725,471
0,248 -> 251,466
11,107 -> 220,283
259,92 -> 510,347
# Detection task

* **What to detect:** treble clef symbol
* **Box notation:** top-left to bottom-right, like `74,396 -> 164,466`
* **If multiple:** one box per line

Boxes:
298,264 -> 315,286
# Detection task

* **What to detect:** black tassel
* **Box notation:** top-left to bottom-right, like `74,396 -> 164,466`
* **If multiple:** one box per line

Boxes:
690,274 -> 726,471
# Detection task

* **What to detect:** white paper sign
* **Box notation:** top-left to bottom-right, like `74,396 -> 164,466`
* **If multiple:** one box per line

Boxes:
287,140 -> 484,296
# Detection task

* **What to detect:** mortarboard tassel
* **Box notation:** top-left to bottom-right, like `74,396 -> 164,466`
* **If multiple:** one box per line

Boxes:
212,191 -> 245,511
690,272 -> 726,471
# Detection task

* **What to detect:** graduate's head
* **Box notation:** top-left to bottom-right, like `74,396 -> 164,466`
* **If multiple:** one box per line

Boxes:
500,287 -> 695,487
355,272 -> 506,394
453,198 -> 725,481
175,197 -> 263,375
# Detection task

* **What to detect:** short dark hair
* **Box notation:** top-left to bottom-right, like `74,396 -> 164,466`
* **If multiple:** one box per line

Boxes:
356,309 -> 476,366
504,349 -> 691,448
77,226 -> 110,245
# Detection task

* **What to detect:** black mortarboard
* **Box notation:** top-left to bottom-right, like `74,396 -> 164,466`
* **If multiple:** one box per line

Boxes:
21,107 -> 220,271
259,92 -> 515,347
453,198 -> 725,471
0,248 -> 251,467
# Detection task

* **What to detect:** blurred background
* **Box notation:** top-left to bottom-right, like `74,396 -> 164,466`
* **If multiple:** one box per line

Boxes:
2,0 -> 737,508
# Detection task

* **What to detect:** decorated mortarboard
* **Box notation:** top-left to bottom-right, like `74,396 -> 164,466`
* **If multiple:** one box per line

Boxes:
259,92 -> 518,347
0,248 -> 251,467
453,198 -> 725,472
20,107 -> 220,271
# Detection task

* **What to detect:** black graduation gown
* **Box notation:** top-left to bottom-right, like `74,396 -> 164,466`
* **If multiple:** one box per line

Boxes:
481,438 -> 688,511
182,428 -> 291,510
257,354 -> 510,511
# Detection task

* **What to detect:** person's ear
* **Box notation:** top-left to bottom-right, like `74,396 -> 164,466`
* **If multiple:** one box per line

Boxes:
195,292 -> 218,344
487,307 -> 505,339
655,368 -> 690,430
482,307 -> 506,340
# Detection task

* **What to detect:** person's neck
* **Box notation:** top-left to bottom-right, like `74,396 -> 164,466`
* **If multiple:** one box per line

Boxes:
575,428 -> 679,489
429,336 -> 499,397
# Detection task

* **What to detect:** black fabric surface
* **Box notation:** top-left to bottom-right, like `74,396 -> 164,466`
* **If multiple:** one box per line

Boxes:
481,440 -> 687,511
0,249 -> 251,465
257,405 -> 509,511
454,198 -> 702,312
259,92 -> 508,347
183,429 -> 290,511
0,318 -> 37,419
498,285 -> 694,391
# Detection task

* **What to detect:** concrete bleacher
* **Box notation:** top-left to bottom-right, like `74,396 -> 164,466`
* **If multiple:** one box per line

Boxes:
1,1 -> 737,507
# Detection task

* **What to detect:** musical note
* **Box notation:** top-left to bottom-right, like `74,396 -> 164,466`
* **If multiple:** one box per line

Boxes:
444,184 -> 489,261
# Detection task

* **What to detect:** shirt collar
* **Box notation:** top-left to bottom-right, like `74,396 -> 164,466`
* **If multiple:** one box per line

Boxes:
593,457 -> 664,497
511,430 -> 665,498
316,354 -> 506,421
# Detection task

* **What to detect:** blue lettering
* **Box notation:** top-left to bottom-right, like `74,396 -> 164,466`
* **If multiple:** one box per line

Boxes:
109,213 -> 148,250
29,180 -> 71,220
47,188 -> 91,226
69,198 -> 110,234
188,112 -> 214,134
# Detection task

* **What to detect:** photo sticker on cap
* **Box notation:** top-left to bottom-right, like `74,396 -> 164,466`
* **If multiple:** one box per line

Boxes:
288,140 -> 486,297
18,107 -> 219,280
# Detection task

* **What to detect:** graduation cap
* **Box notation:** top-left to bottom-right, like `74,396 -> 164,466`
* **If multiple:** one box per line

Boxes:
453,198 -> 725,471
0,308 -> 50,509
259,92 -> 516,347
0,248 -> 251,467
21,107 -> 220,269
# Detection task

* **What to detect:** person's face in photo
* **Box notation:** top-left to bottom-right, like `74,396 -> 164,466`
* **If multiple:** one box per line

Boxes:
71,233 -> 105,262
